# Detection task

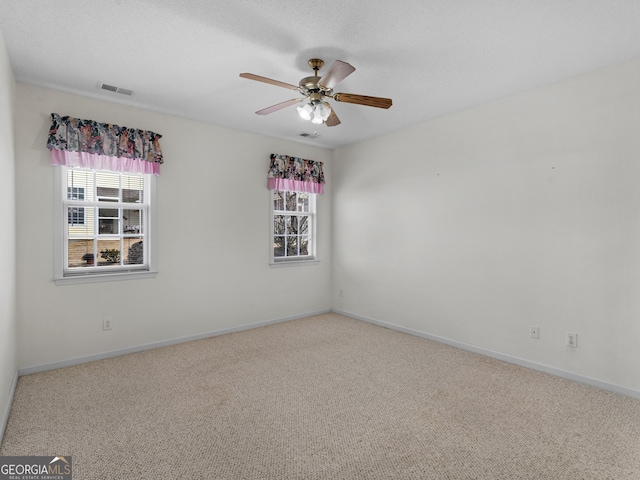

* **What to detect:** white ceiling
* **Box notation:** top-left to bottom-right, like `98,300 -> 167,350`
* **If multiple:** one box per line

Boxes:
2,0 -> 640,149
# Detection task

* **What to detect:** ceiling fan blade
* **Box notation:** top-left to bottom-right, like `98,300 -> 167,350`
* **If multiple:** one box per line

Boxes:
325,107 -> 341,127
240,73 -> 299,91
333,93 -> 393,109
318,60 -> 355,90
256,98 -> 304,115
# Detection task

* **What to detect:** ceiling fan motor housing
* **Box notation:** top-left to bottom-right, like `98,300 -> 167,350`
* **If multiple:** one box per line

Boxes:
299,58 -> 333,96
299,79 -> 332,97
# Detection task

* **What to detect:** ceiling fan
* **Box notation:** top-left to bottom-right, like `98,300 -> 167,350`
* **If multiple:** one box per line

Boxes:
239,58 -> 392,127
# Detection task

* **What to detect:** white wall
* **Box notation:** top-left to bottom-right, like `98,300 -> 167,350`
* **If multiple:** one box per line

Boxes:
15,84 -> 332,369
0,27 -> 17,435
333,58 -> 640,394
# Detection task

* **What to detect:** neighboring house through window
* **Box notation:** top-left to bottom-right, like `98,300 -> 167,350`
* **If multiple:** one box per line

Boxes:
67,186 -> 85,225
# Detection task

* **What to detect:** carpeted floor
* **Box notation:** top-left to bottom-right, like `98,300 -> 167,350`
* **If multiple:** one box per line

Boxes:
2,313 -> 640,479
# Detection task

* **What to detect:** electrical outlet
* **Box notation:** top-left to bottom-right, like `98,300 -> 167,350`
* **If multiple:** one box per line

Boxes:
103,319 -> 112,331
566,332 -> 577,347
339,289 -> 343,298
530,326 -> 539,339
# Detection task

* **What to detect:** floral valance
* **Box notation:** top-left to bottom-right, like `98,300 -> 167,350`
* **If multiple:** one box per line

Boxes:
267,154 -> 325,195
47,113 -> 164,175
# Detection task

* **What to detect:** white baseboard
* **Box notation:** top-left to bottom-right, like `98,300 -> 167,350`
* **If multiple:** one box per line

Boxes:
19,309 -> 332,376
333,309 -> 640,401
1,370 -> 18,444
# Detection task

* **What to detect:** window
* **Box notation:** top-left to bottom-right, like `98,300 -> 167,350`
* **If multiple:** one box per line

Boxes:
54,166 -> 156,283
271,190 -> 316,263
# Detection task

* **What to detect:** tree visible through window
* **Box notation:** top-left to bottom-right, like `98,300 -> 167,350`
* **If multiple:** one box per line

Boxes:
272,190 -> 315,261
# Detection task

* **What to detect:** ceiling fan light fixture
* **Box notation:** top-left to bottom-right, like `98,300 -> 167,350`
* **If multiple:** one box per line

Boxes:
315,101 -> 331,121
299,100 -> 331,124
297,103 -> 313,121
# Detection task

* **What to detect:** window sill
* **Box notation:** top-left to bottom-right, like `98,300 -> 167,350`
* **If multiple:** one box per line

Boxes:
270,259 -> 320,268
54,270 -> 157,285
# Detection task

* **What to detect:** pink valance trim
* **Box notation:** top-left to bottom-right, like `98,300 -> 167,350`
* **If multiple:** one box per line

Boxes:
267,177 -> 324,195
50,149 -> 161,175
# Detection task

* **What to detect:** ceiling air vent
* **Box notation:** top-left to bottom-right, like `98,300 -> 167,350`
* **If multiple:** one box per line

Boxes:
97,82 -> 135,96
299,132 -> 321,139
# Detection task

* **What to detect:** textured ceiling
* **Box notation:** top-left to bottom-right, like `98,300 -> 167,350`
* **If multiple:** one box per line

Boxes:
2,0 -> 640,149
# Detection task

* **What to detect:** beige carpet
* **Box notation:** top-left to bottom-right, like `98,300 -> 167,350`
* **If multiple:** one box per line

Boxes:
2,313 -> 640,479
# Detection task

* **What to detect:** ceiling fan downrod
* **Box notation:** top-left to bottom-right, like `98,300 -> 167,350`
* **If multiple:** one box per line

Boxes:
299,58 -> 327,93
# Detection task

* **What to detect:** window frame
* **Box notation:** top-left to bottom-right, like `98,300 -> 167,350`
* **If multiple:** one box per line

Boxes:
53,166 -> 158,285
270,189 -> 319,267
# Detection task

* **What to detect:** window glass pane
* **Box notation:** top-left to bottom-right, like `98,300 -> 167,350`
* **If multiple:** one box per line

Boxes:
96,171 -> 120,202
274,236 -> 285,257
99,208 -> 119,234
274,215 -> 285,235
286,237 -> 298,257
285,191 -> 297,211
124,238 -> 144,264
299,216 -> 309,235
284,215 -> 293,235
273,191 -> 284,211
67,169 -> 95,202
123,209 -> 143,234
298,193 -> 309,212
67,208 -> 93,237
97,239 -> 121,266
122,175 -> 144,203
68,239 -> 95,268
299,236 -> 309,256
